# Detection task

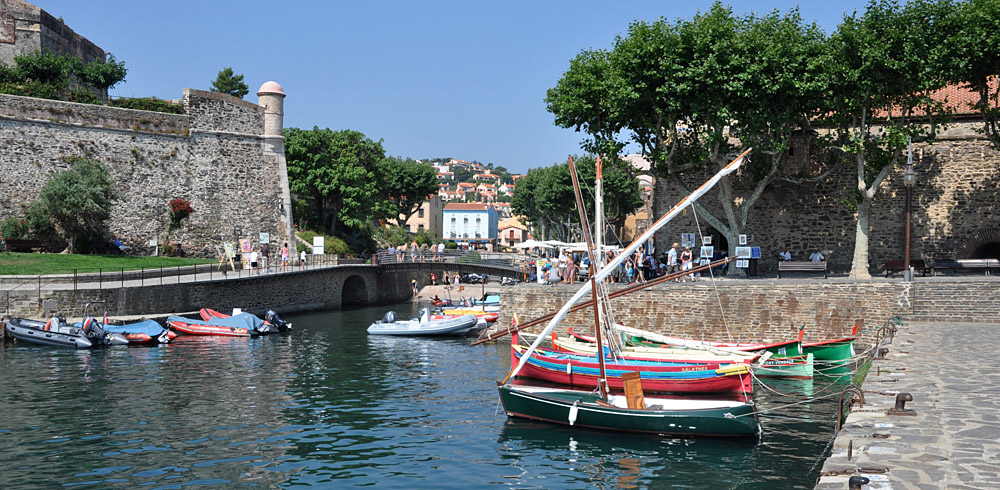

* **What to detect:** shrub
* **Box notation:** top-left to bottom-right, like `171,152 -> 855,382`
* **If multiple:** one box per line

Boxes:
110,97 -> 183,114
0,214 -> 30,240
35,157 -> 118,253
445,241 -> 458,250
167,198 -> 194,231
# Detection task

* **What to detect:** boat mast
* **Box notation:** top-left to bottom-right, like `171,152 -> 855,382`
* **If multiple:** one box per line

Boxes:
501,148 -> 750,384
567,155 -> 608,399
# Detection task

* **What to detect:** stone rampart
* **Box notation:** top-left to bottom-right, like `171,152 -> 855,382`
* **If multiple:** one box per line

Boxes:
652,123 -> 1000,276
0,89 -> 290,257
500,278 -> 1000,341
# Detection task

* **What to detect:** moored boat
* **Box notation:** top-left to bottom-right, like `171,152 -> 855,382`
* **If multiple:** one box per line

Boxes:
511,342 -> 753,394
367,308 -> 479,336
5,316 -> 128,348
498,384 -> 759,437
167,312 -> 274,337
199,308 -> 292,333
90,319 -> 175,344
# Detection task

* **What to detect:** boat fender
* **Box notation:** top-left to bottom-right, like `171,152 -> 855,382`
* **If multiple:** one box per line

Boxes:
566,362 -> 572,375
568,400 -> 579,426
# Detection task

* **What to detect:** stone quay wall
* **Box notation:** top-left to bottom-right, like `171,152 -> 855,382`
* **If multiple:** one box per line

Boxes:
499,278 -> 1000,342
652,123 -> 1000,276
0,90 -> 290,257
1,265 -> 420,323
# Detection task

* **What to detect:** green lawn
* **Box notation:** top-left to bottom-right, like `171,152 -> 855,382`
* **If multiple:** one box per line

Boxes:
0,252 -> 215,276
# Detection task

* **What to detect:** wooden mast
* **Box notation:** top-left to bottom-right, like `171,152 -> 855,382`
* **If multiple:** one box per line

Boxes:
567,155 -> 607,399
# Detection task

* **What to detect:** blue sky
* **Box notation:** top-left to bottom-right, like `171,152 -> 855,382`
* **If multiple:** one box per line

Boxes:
39,1 -> 866,173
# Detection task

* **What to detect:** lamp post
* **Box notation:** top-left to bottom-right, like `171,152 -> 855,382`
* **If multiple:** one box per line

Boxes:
903,140 -> 917,281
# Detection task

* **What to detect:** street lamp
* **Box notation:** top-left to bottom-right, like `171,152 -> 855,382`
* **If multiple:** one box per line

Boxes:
903,139 -> 917,281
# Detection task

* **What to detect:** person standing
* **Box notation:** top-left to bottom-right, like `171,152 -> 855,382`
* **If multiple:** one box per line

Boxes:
300,249 -> 307,270
280,243 -> 290,272
249,248 -> 259,276
411,240 -> 419,262
261,242 -> 270,273
680,246 -> 694,281
411,279 -> 418,298
444,271 -> 450,286
563,257 -> 576,284
437,241 -> 445,262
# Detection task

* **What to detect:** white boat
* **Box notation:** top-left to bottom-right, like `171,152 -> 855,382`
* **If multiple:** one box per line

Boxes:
367,308 -> 479,336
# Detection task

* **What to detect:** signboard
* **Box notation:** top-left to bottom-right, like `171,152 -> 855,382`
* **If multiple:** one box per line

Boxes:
312,236 -> 325,255
738,234 -> 748,245
735,246 -> 752,258
751,247 -> 762,259
736,259 -> 749,268
700,246 -> 714,259
259,232 -> 270,244
703,236 -> 712,245
681,233 -> 695,248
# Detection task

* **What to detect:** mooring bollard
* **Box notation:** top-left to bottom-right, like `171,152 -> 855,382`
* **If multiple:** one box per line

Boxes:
848,475 -> 870,489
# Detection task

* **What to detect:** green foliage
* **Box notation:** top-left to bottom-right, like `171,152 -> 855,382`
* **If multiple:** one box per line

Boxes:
0,50 -> 128,102
77,54 -> 127,91
511,155 -> 642,242
380,156 -> 440,226
109,97 -> 183,114
210,67 -> 249,98
0,215 -> 30,240
285,126 -> 386,234
35,158 -> 118,253
947,0 -> 1000,146
444,240 -> 458,250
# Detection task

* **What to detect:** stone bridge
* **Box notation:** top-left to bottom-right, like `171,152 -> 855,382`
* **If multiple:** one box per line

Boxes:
1,262 -> 523,320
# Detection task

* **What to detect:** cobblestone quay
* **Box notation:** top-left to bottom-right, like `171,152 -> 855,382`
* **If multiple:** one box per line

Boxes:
816,321 -> 1000,489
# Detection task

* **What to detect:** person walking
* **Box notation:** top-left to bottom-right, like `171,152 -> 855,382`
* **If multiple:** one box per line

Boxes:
444,271 -> 450,287
667,243 -> 680,280
300,249 -> 307,270
248,248 -> 259,276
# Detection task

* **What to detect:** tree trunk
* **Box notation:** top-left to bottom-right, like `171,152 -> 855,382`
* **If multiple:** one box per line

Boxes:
849,195 -> 873,279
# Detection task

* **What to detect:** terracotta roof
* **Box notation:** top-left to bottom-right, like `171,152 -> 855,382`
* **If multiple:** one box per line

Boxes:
879,78 -> 999,118
444,202 -> 494,211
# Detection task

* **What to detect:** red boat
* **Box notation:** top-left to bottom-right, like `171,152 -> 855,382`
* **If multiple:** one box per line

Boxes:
511,334 -> 753,394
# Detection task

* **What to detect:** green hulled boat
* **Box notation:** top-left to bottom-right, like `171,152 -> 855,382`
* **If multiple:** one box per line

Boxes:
756,353 -> 814,379
498,384 -> 760,438
802,340 -> 855,365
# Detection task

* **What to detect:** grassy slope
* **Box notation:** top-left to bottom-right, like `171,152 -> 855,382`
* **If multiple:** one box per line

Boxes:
0,252 -> 214,276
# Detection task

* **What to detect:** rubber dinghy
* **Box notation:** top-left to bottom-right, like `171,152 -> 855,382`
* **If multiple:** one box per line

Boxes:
199,308 -> 292,334
5,316 -> 129,348
367,308 -> 478,336
98,319 -> 176,344
168,312 -> 270,337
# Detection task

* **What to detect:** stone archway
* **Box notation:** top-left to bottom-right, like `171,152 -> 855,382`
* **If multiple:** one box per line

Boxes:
956,228 -> 1000,259
341,275 -> 370,306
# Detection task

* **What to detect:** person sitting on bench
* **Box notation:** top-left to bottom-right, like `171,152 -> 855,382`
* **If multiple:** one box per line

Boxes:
809,250 -> 824,262
113,237 -> 129,253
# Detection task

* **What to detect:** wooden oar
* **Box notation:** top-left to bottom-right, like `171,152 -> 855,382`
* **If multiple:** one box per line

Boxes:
471,256 -> 735,346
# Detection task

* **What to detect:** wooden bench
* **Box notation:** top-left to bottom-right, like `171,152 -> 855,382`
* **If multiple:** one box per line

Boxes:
885,259 -> 930,277
932,258 -> 1000,276
89,241 -> 117,254
3,239 -> 44,252
777,260 -> 827,278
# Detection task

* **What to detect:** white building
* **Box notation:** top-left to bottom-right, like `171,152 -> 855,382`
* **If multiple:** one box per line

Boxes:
443,202 -> 499,249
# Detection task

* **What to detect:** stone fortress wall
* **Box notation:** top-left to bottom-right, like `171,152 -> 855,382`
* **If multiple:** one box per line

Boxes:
652,122 -> 1000,275
0,1 -> 295,258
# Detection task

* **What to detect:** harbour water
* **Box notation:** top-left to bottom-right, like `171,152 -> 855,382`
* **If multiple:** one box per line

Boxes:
0,303 -> 851,489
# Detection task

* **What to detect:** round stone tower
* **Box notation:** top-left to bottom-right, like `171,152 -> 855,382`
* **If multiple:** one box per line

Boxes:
256,81 -> 294,247
257,81 -> 286,153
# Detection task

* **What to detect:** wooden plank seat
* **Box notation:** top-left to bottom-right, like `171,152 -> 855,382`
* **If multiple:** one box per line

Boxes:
932,258 -> 1000,276
885,259 -> 930,277
777,260 -> 827,278
3,239 -> 44,252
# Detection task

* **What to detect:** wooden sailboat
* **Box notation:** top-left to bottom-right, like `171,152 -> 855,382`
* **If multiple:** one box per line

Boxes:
497,150 -> 761,437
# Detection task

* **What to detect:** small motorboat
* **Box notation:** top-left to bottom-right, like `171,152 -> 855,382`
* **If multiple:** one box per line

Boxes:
5,316 -> 129,348
100,319 -> 176,344
168,309 -> 290,337
199,308 -> 292,333
437,308 -> 499,323
367,308 -> 478,336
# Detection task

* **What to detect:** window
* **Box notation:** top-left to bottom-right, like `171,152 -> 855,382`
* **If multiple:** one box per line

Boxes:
418,224 -> 424,230
509,230 -> 515,239
418,208 -> 425,218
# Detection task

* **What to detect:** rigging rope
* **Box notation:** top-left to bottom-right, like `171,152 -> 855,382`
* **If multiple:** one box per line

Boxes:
691,205 -> 734,343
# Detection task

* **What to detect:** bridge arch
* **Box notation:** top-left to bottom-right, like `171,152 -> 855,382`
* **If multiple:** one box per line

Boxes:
341,274 -> 372,306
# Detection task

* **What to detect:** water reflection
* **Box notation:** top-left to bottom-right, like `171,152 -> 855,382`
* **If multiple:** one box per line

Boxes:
0,302 -> 848,489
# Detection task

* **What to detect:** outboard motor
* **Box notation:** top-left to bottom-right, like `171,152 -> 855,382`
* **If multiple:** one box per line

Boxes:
381,311 -> 397,324
265,310 -> 292,332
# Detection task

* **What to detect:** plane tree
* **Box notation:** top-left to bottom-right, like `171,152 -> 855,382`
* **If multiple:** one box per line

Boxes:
380,156 -> 439,227
547,3 -> 831,274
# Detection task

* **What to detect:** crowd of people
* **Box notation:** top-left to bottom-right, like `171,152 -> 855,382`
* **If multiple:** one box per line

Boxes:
526,242 -> 727,285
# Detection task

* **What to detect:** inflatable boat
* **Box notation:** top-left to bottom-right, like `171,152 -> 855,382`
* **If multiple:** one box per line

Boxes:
5,316 -> 129,348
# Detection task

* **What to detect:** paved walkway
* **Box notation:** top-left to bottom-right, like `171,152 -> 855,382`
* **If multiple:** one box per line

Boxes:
816,321 -> 1000,489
